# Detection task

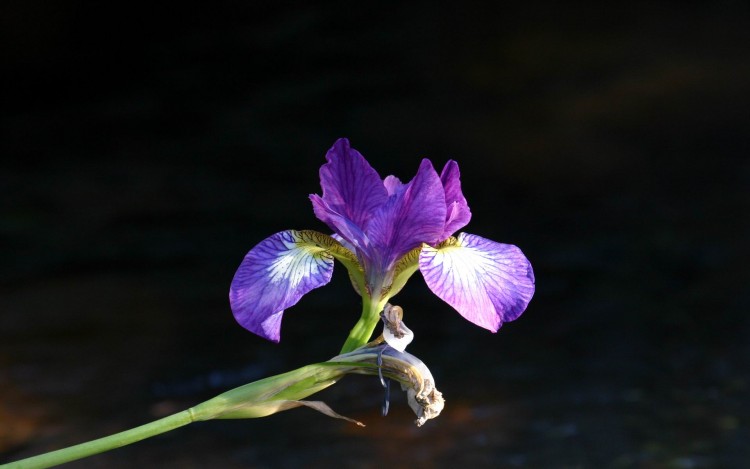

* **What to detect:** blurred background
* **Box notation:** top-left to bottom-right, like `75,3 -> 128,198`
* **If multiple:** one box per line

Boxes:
1,2 -> 748,467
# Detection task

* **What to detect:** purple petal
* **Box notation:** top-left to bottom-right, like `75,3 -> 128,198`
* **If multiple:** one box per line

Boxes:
229,230 -> 335,342
419,232 -> 535,332
367,159 -> 447,270
310,194 -> 370,252
383,175 -> 403,196
313,138 -> 388,242
439,160 -> 472,240
331,233 -> 356,253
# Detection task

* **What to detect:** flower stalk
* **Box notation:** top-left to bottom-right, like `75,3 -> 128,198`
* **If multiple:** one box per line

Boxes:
5,138 -> 533,468
340,296 -> 389,353
2,411 -> 195,469
4,345 -> 442,468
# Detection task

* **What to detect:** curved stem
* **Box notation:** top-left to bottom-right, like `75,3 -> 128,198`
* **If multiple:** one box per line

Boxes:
7,295 -> 390,468
3,410 -> 197,469
3,360 -> 364,468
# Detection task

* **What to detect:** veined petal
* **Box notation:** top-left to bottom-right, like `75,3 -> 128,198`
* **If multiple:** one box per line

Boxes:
419,232 -> 535,332
314,138 -> 388,239
439,160 -> 471,240
367,159 -> 447,270
330,233 -> 366,297
310,194 -> 370,252
331,233 -> 356,253
229,230 -> 336,342
388,246 -> 421,299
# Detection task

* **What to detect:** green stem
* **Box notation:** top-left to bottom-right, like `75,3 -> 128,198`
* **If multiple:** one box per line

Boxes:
5,294 -> 393,467
340,296 -> 387,354
3,409 -> 197,469
3,360 -> 370,468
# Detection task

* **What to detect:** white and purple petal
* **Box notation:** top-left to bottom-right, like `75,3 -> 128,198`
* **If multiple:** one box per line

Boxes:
439,160 -> 472,240
229,230 -> 335,342
419,232 -> 535,332
366,159 -> 447,271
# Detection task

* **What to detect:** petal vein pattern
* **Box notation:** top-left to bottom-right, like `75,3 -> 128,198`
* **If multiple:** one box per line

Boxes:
229,230 -> 335,342
319,139 -> 387,227
439,160 -> 471,240
367,159 -> 446,271
311,138 -> 387,251
419,233 -> 535,332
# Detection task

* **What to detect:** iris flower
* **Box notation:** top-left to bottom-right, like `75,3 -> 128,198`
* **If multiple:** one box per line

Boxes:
230,138 -> 534,352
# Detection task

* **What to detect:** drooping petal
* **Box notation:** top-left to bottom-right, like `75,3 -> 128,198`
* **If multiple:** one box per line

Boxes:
313,138 -> 388,245
439,160 -> 472,240
229,230 -> 336,342
366,159 -> 447,271
419,232 -> 535,332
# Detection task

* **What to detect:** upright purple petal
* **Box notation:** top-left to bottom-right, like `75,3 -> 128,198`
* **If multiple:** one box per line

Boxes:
310,194 -> 370,252
383,175 -> 403,196
367,159 -> 447,270
439,160 -> 472,240
419,232 -> 535,332
229,230 -> 335,342
315,138 -> 388,233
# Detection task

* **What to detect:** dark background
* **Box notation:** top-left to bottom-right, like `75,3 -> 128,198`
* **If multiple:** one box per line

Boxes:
2,2 -> 748,467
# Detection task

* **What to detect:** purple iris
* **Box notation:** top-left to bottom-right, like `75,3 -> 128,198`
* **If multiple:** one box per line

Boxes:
230,138 -> 535,342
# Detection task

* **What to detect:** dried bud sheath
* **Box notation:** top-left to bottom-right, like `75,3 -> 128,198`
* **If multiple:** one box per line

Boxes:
331,344 -> 444,426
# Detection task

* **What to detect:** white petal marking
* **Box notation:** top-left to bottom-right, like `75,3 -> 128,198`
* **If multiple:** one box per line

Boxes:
229,230 -> 335,342
419,232 -> 535,332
